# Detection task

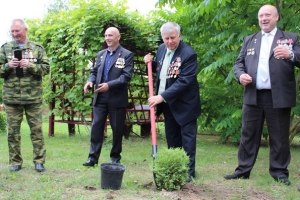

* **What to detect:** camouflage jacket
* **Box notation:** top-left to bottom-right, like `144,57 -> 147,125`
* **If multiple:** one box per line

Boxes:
0,40 -> 50,104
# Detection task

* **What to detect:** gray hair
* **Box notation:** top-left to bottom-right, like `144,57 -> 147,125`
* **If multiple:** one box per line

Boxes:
11,19 -> 28,29
160,22 -> 181,37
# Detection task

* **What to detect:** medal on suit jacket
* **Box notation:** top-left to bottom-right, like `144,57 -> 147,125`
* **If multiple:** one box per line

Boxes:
115,58 -> 125,68
277,39 -> 293,49
288,39 -> 293,50
96,55 -> 103,63
157,60 -> 162,72
167,57 -> 181,78
276,40 -> 281,46
174,57 -> 181,78
167,62 -> 172,78
247,48 -> 255,56
283,39 -> 288,48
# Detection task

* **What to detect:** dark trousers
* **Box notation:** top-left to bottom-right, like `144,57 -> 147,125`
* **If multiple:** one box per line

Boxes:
236,89 -> 291,178
163,103 -> 197,177
88,102 -> 126,162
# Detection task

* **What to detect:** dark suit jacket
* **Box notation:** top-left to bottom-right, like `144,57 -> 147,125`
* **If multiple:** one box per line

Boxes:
234,29 -> 300,108
88,45 -> 133,107
152,41 -> 201,125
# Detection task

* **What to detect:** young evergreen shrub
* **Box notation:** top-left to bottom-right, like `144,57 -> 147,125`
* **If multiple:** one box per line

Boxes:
0,112 -> 6,133
152,147 -> 190,191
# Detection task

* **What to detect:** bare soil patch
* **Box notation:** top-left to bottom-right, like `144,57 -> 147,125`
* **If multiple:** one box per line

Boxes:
152,181 -> 274,200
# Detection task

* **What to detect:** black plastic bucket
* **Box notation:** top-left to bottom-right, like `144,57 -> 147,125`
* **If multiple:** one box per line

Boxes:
100,163 -> 126,190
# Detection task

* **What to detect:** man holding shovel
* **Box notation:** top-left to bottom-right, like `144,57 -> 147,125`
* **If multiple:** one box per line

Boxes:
144,22 -> 201,182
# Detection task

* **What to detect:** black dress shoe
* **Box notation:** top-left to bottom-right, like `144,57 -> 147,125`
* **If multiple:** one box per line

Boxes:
35,163 -> 45,172
275,177 -> 290,186
83,159 -> 98,167
110,157 -> 121,164
10,165 -> 21,172
224,173 -> 250,180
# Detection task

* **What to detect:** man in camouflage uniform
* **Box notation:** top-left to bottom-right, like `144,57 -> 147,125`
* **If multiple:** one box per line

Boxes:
0,19 -> 50,172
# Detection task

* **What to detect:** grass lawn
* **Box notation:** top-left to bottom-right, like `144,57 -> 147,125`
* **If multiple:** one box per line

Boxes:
0,117 -> 300,199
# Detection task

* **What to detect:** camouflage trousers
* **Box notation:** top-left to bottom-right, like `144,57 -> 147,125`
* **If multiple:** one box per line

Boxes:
5,103 -> 46,166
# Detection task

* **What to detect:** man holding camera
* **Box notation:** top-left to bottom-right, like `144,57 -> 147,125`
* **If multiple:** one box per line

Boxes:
0,19 -> 50,172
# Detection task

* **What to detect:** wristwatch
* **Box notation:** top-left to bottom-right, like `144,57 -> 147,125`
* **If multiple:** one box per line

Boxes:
289,50 -> 294,60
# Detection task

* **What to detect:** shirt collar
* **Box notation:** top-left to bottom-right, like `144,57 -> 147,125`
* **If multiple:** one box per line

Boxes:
262,27 -> 277,36
107,45 -> 120,55
167,47 -> 177,54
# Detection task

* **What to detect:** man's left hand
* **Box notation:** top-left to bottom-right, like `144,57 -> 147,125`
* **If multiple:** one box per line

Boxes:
273,46 -> 290,59
148,95 -> 164,107
19,59 -> 30,68
95,83 -> 109,93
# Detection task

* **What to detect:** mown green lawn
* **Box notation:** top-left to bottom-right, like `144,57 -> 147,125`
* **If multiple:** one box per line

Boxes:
0,119 -> 300,199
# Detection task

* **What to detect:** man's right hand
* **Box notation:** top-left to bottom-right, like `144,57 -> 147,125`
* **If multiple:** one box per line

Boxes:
144,53 -> 153,64
239,74 -> 252,86
84,82 -> 93,93
8,58 -> 20,68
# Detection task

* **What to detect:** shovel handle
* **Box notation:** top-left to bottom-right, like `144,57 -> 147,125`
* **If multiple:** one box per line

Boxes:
147,61 -> 157,146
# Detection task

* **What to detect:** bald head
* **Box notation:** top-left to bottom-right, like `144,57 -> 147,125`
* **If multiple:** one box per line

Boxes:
258,5 -> 279,33
106,27 -> 120,35
104,27 -> 121,51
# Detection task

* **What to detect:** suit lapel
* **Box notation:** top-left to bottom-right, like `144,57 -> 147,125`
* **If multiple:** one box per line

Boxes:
171,41 -> 183,62
98,51 -> 107,78
255,33 -> 262,58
